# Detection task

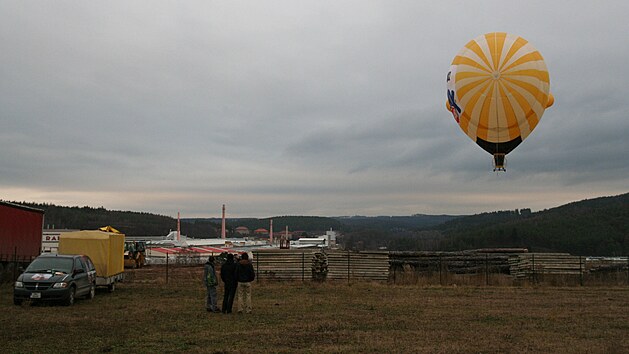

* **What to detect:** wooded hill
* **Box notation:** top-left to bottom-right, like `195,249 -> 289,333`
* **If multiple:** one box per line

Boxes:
10,202 -> 219,238
438,193 -> 629,256
185,216 -> 342,236
333,214 -> 460,231
341,193 -> 629,256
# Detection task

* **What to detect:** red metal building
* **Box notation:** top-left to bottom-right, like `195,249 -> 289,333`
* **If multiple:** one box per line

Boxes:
0,201 -> 45,263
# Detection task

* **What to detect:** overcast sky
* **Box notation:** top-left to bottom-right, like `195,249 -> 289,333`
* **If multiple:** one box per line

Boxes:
1,1 -> 628,218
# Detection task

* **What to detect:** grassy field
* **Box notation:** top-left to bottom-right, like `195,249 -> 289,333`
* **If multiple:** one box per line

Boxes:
2,266 -> 629,353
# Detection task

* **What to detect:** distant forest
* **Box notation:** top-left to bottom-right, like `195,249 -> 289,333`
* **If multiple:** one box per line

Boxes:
8,192 -> 629,256
341,193 -> 629,256
11,203 -> 219,238
439,194 -> 629,256
191,216 -> 342,235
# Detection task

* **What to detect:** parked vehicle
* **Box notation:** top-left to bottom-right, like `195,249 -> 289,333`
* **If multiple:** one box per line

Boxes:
13,254 -> 96,306
58,230 -> 125,292
124,241 -> 146,268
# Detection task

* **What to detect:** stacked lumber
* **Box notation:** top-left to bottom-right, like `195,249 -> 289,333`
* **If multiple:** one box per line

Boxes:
325,250 -> 389,281
251,250 -> 389,281
253,250 -> 315,280
389,251 -> 512,274
586,257 -> 629,273
509,253 -> 582,278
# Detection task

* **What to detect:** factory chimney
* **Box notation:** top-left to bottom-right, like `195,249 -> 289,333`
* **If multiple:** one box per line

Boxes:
177,211 -> 181,242
269,219 -> 273,245
221,204 -> 226,239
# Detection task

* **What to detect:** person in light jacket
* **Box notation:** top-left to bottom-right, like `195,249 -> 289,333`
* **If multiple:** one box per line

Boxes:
235,252 -> 255,314
203,256 -> 220,313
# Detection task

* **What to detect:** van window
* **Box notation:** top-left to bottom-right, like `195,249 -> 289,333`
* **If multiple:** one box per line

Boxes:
26,257 -> 73,274
74,257 -> 85,271
83,257 -> 95,272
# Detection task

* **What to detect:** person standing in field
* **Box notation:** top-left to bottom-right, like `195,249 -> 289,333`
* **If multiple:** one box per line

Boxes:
235,252 -> 255,314
220,253 -> 238,314
203,256 -> 220,313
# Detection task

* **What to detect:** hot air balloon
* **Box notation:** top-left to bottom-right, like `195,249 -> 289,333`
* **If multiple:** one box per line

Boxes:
446,32 -> 554,171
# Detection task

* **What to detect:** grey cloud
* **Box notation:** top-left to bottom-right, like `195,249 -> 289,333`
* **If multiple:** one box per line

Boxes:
1,1 -> 628,217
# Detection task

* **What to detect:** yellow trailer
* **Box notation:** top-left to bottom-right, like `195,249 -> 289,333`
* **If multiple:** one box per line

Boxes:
58,230 -> 125,292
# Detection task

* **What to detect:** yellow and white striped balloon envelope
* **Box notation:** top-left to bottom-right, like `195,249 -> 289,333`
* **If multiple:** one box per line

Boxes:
446,32 -> 554,171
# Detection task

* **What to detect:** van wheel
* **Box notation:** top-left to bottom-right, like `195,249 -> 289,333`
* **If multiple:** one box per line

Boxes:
13,298 -> 23,306
64,286 -> 76,306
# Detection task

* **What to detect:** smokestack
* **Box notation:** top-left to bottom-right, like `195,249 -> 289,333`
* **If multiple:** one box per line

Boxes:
221,204 -> 226,239
269,219 -> 273,244
177,211 -> 181,242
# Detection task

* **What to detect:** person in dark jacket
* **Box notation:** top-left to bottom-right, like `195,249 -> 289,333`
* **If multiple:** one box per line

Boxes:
235,252 -> 255,314
203,256 -> 220,313
220,253 -> 238,314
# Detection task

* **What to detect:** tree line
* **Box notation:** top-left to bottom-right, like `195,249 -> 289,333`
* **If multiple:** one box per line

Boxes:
339,193 -> 629,256
11,202 -> 219,238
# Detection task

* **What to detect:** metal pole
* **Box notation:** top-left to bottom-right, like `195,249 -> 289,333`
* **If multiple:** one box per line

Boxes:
13,246 -> 17,281
166,253 -> 169,284
531,254 -> 535,284
485,253 -> 489,286
439,255 -> 443,286
579,256 -> 584,286
416,264 -> 419,285
256,252 -> 259,282
347,250 -> 351,285
302,252 -> 305,282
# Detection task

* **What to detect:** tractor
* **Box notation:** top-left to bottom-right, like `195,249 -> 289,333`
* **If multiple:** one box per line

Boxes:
124,241 -> 146,268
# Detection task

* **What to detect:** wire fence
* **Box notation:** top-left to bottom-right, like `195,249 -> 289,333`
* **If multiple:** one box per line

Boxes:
391,253 -> 629,287
3,249 -> 629,287
0,248 -> 38,284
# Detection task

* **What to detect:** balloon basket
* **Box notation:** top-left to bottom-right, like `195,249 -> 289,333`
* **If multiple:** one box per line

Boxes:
493,153 -> 506,172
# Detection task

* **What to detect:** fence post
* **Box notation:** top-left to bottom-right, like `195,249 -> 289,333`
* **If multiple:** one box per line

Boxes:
579,256 -> 584,286
485,253 -> 489,286
166,253 -> 169,284
347,250 -> 351,285
13,247 -> 17,281
302,252 -> 305,282
439,255 -> 443,286
531,253 -> 536,284
256,252 -> 260,282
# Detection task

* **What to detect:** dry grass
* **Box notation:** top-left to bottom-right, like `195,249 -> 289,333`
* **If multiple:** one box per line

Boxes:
2,265 -> 629,353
